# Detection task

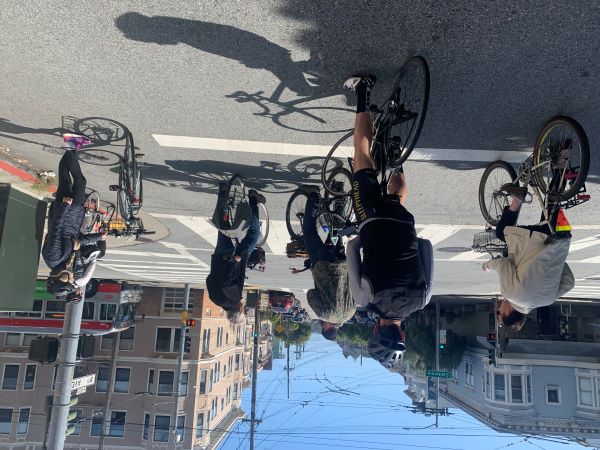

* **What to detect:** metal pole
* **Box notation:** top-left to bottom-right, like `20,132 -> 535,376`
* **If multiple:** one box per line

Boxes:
47,295 -> 85,450
435,300 -> 440,428
249,293 -> 260,450
172,284 -> 190,448
98,331 -> 120,450
286,320 -> 290,399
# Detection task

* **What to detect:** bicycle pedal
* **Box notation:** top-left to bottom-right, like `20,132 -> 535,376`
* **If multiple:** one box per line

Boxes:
135,153 -> 145,159
564,171 -> 578,180
109,185 -> 120,191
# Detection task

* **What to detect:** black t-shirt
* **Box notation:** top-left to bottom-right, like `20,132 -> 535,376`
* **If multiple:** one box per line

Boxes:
360,219 -> 425,293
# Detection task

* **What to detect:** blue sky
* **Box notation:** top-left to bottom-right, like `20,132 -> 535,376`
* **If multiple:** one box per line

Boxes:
218,334 -> 583,450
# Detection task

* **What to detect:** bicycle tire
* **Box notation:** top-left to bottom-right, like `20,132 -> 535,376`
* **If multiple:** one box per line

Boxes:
285,190 -> 308,241
226,174 -> 246,227
322,130 -> 354,196
387,55 -> 430,166
323,166 -> 354,198
257,202 -> 270,247
125,132 -> 138,200
72,117 -> 130,145
478,160 -> 518,226
132,169 -> 143,215
82,190 -> 101,233
118,184 -> 133,220
533,116 -> 590,201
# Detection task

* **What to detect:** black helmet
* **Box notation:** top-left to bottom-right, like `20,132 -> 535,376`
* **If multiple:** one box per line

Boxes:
46,275 -> 78,297
248,247 -> 266,271
367,333 -> 406,369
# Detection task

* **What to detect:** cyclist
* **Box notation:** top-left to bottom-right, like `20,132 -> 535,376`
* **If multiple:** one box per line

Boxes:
343,75 -> 434,368
206,187 -> 266,321
43,134 -> 107,299
300,185 -> 355,341
483,177 -> 574,330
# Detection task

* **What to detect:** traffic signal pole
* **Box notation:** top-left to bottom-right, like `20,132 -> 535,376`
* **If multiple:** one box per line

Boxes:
98,331 -> 120,450
172,283 -> 190,448
248,294 -> 261,450
47,295 -> 85,450
435,300 -> 440,428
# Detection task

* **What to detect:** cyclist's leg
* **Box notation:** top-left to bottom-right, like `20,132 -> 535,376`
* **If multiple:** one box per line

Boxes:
387,168 -> 407,205
496,199 -> 521,242
302,192 -> 334,262
215,232 -> 235,257
55,151 -> 75,203
353,112 -> 376,172
63,150 -> 87,206
236,199 -> 261,257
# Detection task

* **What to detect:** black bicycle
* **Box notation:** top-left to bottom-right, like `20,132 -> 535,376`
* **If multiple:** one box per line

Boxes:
321,56 -> 430,197
108,129 -> 144,220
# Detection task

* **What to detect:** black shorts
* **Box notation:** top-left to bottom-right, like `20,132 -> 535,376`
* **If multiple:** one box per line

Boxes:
351,169 -> 415,225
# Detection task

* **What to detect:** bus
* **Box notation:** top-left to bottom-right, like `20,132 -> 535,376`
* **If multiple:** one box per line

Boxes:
0,279 -> 142,335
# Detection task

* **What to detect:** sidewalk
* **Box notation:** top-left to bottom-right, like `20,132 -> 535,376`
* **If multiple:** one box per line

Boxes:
0,147 -> 168,249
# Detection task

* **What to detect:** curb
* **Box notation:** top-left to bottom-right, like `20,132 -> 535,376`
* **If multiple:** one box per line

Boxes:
0,156 -> 57,194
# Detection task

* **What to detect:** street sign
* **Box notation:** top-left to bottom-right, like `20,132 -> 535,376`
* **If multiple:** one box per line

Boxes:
426,370 -> 451,379
71,374 -> 95,390
74,386 -> 87,395
439,329 -> 447,345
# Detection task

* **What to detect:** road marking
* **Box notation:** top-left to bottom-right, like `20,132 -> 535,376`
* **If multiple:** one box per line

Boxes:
417,225 -> 460,246
152,134 -> 533,163
449,251 -> 487,262
100,264 -> 207,272
152,213 -> 219,247
265,221 -> 289,256
578,256 -> 600,264
107,249 -> 194,260
569,235 -> 600,252
160,242 -> 209,268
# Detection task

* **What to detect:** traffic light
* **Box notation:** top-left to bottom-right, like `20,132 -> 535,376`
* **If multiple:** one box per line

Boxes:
185,319 -> 196,327
66,395 -> 79,436
488,349 -> 495,366
439,344 -> 445,349
184,328 -> 192,353
487,332 -> 496,344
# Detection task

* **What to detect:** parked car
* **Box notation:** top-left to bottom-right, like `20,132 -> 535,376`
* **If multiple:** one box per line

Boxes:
269,291 -> 295,314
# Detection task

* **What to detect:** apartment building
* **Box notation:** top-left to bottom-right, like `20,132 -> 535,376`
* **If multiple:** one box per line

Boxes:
0,285 -> 252,449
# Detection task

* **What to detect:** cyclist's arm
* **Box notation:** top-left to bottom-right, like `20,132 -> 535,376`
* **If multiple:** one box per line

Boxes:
79,232 -> 104,246
347,235 -> 370,307
75,258 -> 97,287
484,257 -> 522,296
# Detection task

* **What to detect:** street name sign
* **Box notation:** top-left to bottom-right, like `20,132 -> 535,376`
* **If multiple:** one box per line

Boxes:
74,386 -> 87,395
426,370 -> 451,379
72,374 -> 95,390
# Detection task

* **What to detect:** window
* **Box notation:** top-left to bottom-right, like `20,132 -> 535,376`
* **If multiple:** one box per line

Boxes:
154,416 -> 170,442
101,327 -> 136,351
162,288 -> 193,312
578,377 -> 594,406
23,365 -> 36,390
526,374 -> 532,403
485,372 -> 491,399
546,385 -> 561,404
2,365 -> 19,390
158,371 -> 174,396
176,415 -> 185,442
96,367 -> 109,393
226,332 -> 229,345
142,413 -> 150,440
147,369 -> 154,394
45,300 -> 65,319
216,327 -> 223,347
15,299 -> 43,318
155,328 -> 182,352
494,374 -> 506,402
202,329 -> 211,353
91,416 -> 103,436
114,368 -> 130,393
196,412 -> 204,438
233,383 -> 239,400
100,304 -> 117,321
81,302 -> 95,320
16,408 -> 29,434
179,372 -> 189,396
0,408 -> 11,434
511,375 -> 523,403
235,354 -> 240,371
109,411 -> 126,437
52,366 -> 58,390
72,410 -> 82,436
5,333 -> 21,346
465,363 -> 474,388
208,370 -> 213,392
199,370 -> 207,394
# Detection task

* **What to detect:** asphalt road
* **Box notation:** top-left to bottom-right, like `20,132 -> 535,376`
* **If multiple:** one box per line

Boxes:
4,1 -> 600,296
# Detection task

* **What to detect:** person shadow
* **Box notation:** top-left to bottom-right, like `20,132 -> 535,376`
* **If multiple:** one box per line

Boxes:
0,117 -> 62,146
114,12 -> 335,99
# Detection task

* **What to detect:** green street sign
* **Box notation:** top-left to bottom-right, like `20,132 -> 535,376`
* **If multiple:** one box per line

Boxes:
426,370 -> 451,379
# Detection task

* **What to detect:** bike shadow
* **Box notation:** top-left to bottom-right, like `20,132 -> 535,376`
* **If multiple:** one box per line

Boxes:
139,157 -> 329,195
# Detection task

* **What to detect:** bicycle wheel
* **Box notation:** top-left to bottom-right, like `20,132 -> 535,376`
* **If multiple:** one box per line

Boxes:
226,175 -> 246,227
323,166 -> 354,198
322,130 -> 354,196
132,170 -> 143,215
82,189 -> 101,233
533,116 -> 590,201
478,161 -> 518,226
257,202 -> 270,247
125,132 -> 138,198
387,56 -> 430,166
285,190 -> 308,241
72,117 -> 130,145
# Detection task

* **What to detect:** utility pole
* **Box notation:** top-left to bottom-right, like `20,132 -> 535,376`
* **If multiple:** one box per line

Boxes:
248,294 -> 261,450
435,300 -> 440,428
98,331 -> 121,450
286,321 -> 290,399
47,295 -> 85,450
172,284 -> 190,448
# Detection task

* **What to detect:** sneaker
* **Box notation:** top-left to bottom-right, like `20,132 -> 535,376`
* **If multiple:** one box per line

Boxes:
248,189 -> 266,204
63,133 -> 91,150
500,183 -> 527,201
299,185 -> 320,196
343,75 -> 377,91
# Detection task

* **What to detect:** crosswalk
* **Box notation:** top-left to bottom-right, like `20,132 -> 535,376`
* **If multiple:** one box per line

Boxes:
567,275 -> 600,299
94,213 -> 600,287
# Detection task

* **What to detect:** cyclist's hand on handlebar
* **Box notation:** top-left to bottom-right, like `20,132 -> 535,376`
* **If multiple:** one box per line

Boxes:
100,231 -> 108,240
289,268 -> 301,274
62,197 -> 73,205
482,263 -> 491,272
232,255 -> 242,263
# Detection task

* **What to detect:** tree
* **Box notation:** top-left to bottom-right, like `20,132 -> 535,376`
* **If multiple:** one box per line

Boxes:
336,323 -> 373,345
404,322 -> 466,371
273,322 -> 311,345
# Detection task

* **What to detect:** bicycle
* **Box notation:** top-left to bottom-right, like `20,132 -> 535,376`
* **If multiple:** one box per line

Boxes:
82,189 -> 155,240
108,129 -> 144,220
285,178 -> 357,248
478,116 -> 591,232
209,174 -> 270,254
321,56 -> 430,197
